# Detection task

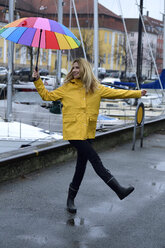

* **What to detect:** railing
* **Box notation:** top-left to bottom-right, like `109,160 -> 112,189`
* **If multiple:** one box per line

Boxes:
0,89 -> 165,142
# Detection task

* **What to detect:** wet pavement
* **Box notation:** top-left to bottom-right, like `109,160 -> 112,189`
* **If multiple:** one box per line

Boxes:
0,132 -> 165,248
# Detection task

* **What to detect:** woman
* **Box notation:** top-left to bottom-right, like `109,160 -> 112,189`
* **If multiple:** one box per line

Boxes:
33,58 -> 147,214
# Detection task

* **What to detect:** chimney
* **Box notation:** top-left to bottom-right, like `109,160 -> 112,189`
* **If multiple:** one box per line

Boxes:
146,11 -> 149,17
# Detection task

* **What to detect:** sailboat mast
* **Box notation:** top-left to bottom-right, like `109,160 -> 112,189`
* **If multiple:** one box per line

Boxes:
163,0 -> 165,68
6,0 -> 15,121
136,0 -> 143,86
94,0 -> 98,78
56,0 -> 63,87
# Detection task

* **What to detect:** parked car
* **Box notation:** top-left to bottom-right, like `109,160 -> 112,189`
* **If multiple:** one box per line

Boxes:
0,67 -> 8,82
14,67 -> 31,81
150,75 -> 158,80
0,67 -> 8,76
98,67 -> 106,79
101,76 -> 121,84
101,77 -> 129,89
108,72 -> 120,78
41,74 -> 65,88
39,68 -> 49,76
41,75 -> 57,88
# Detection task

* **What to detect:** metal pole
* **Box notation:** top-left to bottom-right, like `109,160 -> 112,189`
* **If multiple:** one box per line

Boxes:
163,0 -> 165,68
72,0 -> 87,60
136,0 -> 143,86
6,0 -> 15,121
139,10 -> 164,90
68,0 -> 72,71
57,0 -> 63,87
117,0 -> 139,89
94,0 -> 98,78
135,0 -> 164,92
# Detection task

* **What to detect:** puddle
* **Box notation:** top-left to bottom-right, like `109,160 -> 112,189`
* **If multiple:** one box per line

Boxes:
89,201 -> 122,214
152,162 -> 165,171
17,234 -> 48,245
151,182 -> 165,192
72,241 -> 89,248
88,226 -> 107,238
66,216 -> 89,226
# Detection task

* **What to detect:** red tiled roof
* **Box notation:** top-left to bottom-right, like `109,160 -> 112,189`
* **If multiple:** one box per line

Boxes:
125,16 -> 163,34
0,0 -> 120,18
0,0 -> 123,31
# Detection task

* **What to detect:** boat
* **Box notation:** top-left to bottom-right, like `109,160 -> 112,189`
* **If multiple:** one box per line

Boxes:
13,82 -> 54,92
0,120 -> 62,141
96,114 -> 125,129
113,69 -> 165,90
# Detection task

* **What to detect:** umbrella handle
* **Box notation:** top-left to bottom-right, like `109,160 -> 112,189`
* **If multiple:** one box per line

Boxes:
32,29 -> 42,81
35,29 -> 43,71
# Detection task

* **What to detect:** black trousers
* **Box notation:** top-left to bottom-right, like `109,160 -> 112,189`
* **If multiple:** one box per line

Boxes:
69,139 -> 113,191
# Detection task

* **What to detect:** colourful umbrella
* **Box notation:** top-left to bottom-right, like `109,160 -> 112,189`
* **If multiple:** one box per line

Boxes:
0,17 -> 81,69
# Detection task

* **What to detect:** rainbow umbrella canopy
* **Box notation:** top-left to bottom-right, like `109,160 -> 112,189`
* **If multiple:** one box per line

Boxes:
0,17 -> 81,68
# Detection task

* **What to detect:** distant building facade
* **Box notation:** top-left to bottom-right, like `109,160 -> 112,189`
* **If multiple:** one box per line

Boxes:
0,0 -> 125,73
125,15 -> 163,77
0,1 -> 163,77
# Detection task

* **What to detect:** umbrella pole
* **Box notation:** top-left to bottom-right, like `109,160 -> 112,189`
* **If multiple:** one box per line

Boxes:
35,29 -> 43,71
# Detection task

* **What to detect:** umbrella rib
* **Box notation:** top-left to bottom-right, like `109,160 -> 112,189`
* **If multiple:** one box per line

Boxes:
55,33 -> 77,50
63,35 -> 74,49
53,32 -> 61,49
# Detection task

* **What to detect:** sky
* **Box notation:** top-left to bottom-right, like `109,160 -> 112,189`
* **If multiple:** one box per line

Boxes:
99,0 -> 164,21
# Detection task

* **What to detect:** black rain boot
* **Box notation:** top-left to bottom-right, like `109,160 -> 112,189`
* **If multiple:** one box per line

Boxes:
107,177 -> 134,200
66,185 -> 78,214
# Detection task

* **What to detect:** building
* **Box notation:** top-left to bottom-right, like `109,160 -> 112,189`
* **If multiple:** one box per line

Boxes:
125,14 -> 163,77
0,0 -> 125,74
62,0 -> 125,72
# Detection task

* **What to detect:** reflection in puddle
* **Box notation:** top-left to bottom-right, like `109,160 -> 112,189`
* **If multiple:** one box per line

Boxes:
151,182 -> 165,192
17,234 -> 48,245
89,201 -> 121,214
66,217 -> 89,226
72,241 -> 88,248
151,162 -> 165,171
88,226 -> 107,238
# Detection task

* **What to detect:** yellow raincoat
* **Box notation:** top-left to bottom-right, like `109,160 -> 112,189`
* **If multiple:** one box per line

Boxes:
34,78 -> 141,140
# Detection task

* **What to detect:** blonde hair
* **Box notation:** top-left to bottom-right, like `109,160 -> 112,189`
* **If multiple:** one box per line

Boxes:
64,58 -> 99,93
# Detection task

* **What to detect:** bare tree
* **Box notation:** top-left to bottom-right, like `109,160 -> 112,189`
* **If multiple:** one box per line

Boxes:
70,28 -> 105,64
142,42 -> 157,78
113,36 -> 133,77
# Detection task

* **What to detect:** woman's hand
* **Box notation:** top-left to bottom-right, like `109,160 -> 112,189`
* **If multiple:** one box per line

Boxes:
32,69 -> 40,81
141,90 -> 147,96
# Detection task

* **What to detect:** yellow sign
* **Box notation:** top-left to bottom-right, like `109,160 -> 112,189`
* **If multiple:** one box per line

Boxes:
137,105 -> 144,125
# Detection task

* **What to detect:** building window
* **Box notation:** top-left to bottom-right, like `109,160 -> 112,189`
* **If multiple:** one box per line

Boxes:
119,35 -> 123,44
43,51 -> 46,62
104,32 -> 107,43
103,53 -> 106,64
109,33 -> 112,44
131,32 -> 134,37
16,48 -> 20,59
130,41 -> 135,46
0,47 -> 2,58
5,11 -> 9,21
108,54 -> 110,64
27,49 -> 31,60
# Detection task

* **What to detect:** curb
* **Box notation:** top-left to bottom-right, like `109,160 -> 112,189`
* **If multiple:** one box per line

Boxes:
0,116 -> 165,183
